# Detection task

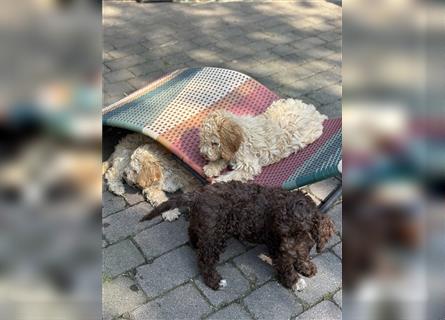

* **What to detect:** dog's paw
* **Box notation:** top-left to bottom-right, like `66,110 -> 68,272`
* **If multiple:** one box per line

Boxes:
203,164 -> 222,178
109,184 -> 125,196
293,278 -> 307,292
214,174 -> 230,183
219,279 -> 227,288
162,208 -> 181,222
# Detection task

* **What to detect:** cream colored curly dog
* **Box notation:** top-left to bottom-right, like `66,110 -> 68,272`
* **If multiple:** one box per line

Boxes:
199,99 -> 327,182
103,133 -> 200,221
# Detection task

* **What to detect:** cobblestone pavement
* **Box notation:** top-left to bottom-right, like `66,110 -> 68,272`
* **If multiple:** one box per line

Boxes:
103,1 -> 342,319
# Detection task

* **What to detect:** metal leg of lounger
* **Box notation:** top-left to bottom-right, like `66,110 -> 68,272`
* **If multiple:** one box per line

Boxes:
319,181 -> 342,213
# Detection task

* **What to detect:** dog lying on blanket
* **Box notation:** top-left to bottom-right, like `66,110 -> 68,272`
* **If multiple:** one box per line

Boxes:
199,98 -> 327,182
141,181 -> 335,291
103,133 -> 200,215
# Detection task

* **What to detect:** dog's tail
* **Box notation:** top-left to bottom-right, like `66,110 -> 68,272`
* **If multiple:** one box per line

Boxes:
139,192 -> 194,222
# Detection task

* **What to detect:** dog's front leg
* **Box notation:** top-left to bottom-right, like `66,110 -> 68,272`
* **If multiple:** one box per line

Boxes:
213,170 -> 251,183
275,253 -> 300,290
295,259 -> 317,278
293,235 -> 318,278
143,186 -> 181,221
104,166 -> 126,196
215,157 -> 261,182
203,159 -> 228,178
143,184 -> 168,206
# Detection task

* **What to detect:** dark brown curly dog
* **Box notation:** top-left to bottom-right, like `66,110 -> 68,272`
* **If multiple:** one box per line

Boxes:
141,181 -> 335,291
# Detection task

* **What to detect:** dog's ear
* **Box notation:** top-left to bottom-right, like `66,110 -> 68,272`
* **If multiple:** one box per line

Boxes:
136,161 -> 163,188
218,117 -> 243,161
311,213 -> 335,253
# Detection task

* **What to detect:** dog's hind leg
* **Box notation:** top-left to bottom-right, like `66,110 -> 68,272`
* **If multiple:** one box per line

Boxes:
196,238 -> 226,290
188,226 -> 199,249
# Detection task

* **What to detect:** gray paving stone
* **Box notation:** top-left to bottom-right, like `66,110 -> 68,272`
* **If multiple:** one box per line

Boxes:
105,54 -> 147,71
290,75 -> 328,96
333,290 -> 342,308
104,69 -> 135,83
233,246 -> 274,286
127,72 -> 164,90
103,81 -> 135,96
320,69 -> 342,85
244,281 -> 302,320
318,31 -> 342,42
103,191 -> 126,217
308,178 -> 340,201
317,100 -> 342,119
251,50 -> 280,64
303,59 -> 336,74
111,37 -> 141,49
275,31 -> 303,44
325,39 -> 342,51
307,89 -> 340,106
295,252 -> 342,305
271,44 -> 296,57
282,52 -> 311,66
102,276 -> 146,320
128,62 -> 162,77
295,300 -> 341,320
332,242 -> 342,259
103,202 -> 161,244
103,240 -> 145,278
291,37 -> 326,51
310,233 -> 341,257
103,94 -> 124,107
123,185 -> 145,205
134,216 -> 189,260
162,52 -> 194,66
207,303 -> 252,320
305,46 -> 336,60
108,44 -> 146,59
220,238 -> 246,263
135,246 -> 198,299
270,67 -> 314,87
195,263 -> 250,307
131,283 -> 211,320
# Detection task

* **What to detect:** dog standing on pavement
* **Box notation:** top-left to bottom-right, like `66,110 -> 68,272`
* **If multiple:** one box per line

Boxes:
141,181 -> 335,291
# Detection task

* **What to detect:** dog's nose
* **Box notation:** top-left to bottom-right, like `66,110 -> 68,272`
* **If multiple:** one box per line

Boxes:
201,152 -> 209,161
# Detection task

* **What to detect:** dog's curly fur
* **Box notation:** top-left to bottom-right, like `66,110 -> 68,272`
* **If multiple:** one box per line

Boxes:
103,133 -> 200,219
141,181 -> 335,291
199,99 -> 327,182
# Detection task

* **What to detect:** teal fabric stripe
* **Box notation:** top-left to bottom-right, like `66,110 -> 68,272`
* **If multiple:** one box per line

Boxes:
103,68 -> 201,130
283,131 -> 341,190
282,166 -> 339,190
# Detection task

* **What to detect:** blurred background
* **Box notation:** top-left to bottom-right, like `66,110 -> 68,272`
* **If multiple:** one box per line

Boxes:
0,0 -> 101,319
343,1 -> 445,320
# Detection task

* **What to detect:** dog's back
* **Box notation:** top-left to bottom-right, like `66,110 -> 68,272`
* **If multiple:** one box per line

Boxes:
264,99 -> 327,147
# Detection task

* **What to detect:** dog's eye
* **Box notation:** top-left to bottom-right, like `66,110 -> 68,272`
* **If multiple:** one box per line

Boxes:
211,142 -> 219,147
